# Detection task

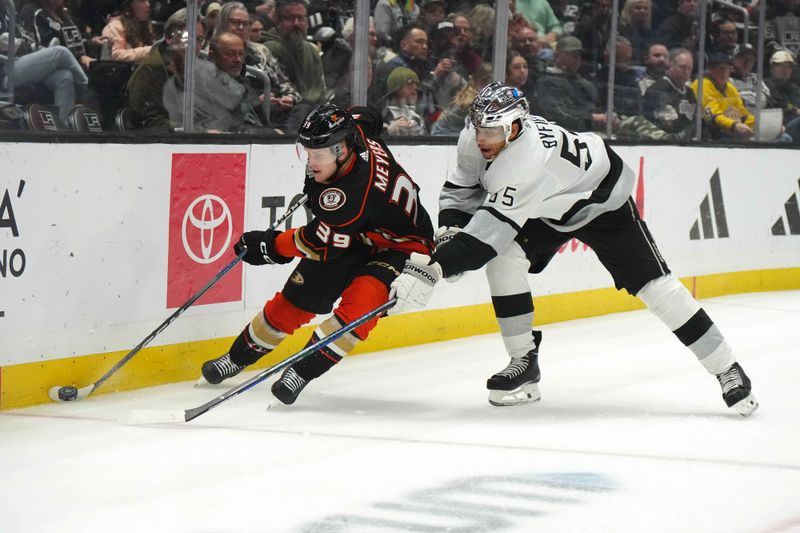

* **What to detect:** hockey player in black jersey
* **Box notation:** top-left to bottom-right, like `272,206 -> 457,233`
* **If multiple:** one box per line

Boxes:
200,104 -> 434,405
390,82 -> 758,417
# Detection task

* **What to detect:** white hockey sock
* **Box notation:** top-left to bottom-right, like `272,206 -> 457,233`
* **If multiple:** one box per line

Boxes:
637,275 -> 735,374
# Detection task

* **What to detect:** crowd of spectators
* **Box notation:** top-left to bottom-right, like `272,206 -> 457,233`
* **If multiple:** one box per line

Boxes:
1,0 -> 800,142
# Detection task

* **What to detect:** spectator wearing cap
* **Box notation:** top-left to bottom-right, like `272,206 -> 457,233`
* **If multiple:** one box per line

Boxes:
417,0 -> 447,36
643,47 -> 696,140
202,2 -> 222,45
691,52 -> 755,140
126,8 -> 202,130
382,66 -> 427,135
514,0 -> 562,48
372,22 -> 451,124
428,20 -> 467,103
657,0 -> 698,50
101,0 -> 154,63
637,42 -> 669,95
766,50 -> 800,142
536,36 -> 617,132
731,43 -> 770,113
263,0 -> 326,121
374,0 -> 419,48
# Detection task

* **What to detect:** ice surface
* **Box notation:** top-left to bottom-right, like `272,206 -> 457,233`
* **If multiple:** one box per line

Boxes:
1,291 -> 799,533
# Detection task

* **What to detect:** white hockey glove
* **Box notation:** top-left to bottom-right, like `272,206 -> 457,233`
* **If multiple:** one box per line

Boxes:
388,253 -> 443,315
434,226 -> 464,282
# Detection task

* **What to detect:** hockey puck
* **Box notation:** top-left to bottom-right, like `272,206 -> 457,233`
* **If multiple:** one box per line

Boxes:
58,386 -> 79,401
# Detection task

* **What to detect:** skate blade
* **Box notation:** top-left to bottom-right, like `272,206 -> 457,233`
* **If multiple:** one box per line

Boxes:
194,375 -> 214,387
733,393 -> 759,417
488,383 -> 541,407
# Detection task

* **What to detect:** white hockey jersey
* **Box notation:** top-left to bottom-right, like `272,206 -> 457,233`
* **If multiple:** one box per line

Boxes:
437,115 -> 635,269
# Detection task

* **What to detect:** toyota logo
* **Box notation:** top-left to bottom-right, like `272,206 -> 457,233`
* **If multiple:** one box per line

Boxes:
181,194 -> 233,264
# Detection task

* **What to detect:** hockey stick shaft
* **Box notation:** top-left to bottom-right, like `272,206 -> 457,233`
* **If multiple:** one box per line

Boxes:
53,195 -> 308,401
182,298 -> 396,422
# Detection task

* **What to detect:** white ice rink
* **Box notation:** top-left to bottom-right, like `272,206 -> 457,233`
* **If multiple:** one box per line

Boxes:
1,290 -> 799,533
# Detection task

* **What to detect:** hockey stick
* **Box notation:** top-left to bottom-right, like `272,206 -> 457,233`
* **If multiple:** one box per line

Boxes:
49,195 -> 308,403
122,298 -> 396,424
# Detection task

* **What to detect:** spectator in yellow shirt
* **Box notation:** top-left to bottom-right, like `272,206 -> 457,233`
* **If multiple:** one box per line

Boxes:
691,52 -> 755,140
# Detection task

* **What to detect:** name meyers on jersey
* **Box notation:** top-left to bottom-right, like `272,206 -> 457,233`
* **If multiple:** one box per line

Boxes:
366,137 -> 421,224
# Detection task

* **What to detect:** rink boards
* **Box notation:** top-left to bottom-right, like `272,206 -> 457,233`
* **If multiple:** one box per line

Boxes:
1,142 -> 798,408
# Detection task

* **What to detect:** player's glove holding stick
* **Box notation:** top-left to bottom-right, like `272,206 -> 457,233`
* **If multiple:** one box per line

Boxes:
389,253 -> 443,314
235,230 -> 293,265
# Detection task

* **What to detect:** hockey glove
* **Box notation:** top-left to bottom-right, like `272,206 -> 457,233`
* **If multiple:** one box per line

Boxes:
388,253 -> 443,315
234,230 -> 293,265
434,226 -> 464,283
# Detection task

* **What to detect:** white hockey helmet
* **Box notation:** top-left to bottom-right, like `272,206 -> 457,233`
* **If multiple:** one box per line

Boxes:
468,82 -> 529,139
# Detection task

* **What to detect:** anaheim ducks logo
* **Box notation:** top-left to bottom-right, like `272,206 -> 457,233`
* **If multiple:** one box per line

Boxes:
320,188 -> 346,211
290,271 -> 304,285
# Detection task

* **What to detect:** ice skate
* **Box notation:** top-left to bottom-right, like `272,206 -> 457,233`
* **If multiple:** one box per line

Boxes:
487,332 -> 542,406
271,367 -> 309,405
716,362 -> 758,417
200,353 -> 245,385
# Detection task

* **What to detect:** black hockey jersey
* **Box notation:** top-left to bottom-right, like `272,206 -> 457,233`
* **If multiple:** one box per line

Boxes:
289,117 -> 434,262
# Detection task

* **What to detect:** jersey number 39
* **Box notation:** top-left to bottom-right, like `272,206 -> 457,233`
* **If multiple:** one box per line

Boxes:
315,222 -> 352,248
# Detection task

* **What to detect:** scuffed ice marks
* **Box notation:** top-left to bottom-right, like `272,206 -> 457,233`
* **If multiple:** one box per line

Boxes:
302,472 -> 615,532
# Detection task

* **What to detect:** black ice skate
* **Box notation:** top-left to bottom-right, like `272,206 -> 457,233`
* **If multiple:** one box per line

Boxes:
716,362 -> 758,417
200,353 -> 245,385
271,367 -> 309,405
487,331 -> 542,406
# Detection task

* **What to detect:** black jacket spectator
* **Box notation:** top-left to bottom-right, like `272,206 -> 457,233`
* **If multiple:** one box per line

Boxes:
644,77 -> 696,138
657,0 -> 698,50
536,66 -> 599,130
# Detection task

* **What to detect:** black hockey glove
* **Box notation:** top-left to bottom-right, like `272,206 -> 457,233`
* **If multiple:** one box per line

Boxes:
234,230 -> 293,265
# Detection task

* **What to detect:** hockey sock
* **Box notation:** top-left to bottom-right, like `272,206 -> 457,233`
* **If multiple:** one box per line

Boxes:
637,275 -> 735,374
293,315 -> 359,380
492,293 -> 536,359
486,247 -> 536,359
229,310 -> 288,366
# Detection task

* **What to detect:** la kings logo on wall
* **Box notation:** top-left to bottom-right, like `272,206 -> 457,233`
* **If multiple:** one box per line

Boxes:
690,169 -> 729,240
771,177 -> 800,236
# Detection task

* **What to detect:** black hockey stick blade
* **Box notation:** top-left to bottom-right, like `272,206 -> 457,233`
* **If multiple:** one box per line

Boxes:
52,195 -> 308,403
123,298 -> 396,424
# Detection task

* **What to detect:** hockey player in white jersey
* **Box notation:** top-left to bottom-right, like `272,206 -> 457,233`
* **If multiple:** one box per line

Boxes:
390,82 -> 758,417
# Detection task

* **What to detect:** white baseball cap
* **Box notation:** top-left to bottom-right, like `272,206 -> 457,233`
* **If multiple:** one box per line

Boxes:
770,50 -> 796,64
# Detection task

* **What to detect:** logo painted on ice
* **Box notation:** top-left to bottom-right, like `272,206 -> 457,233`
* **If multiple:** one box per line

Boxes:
320,188 -> 346,211
181,194 -> 233,264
